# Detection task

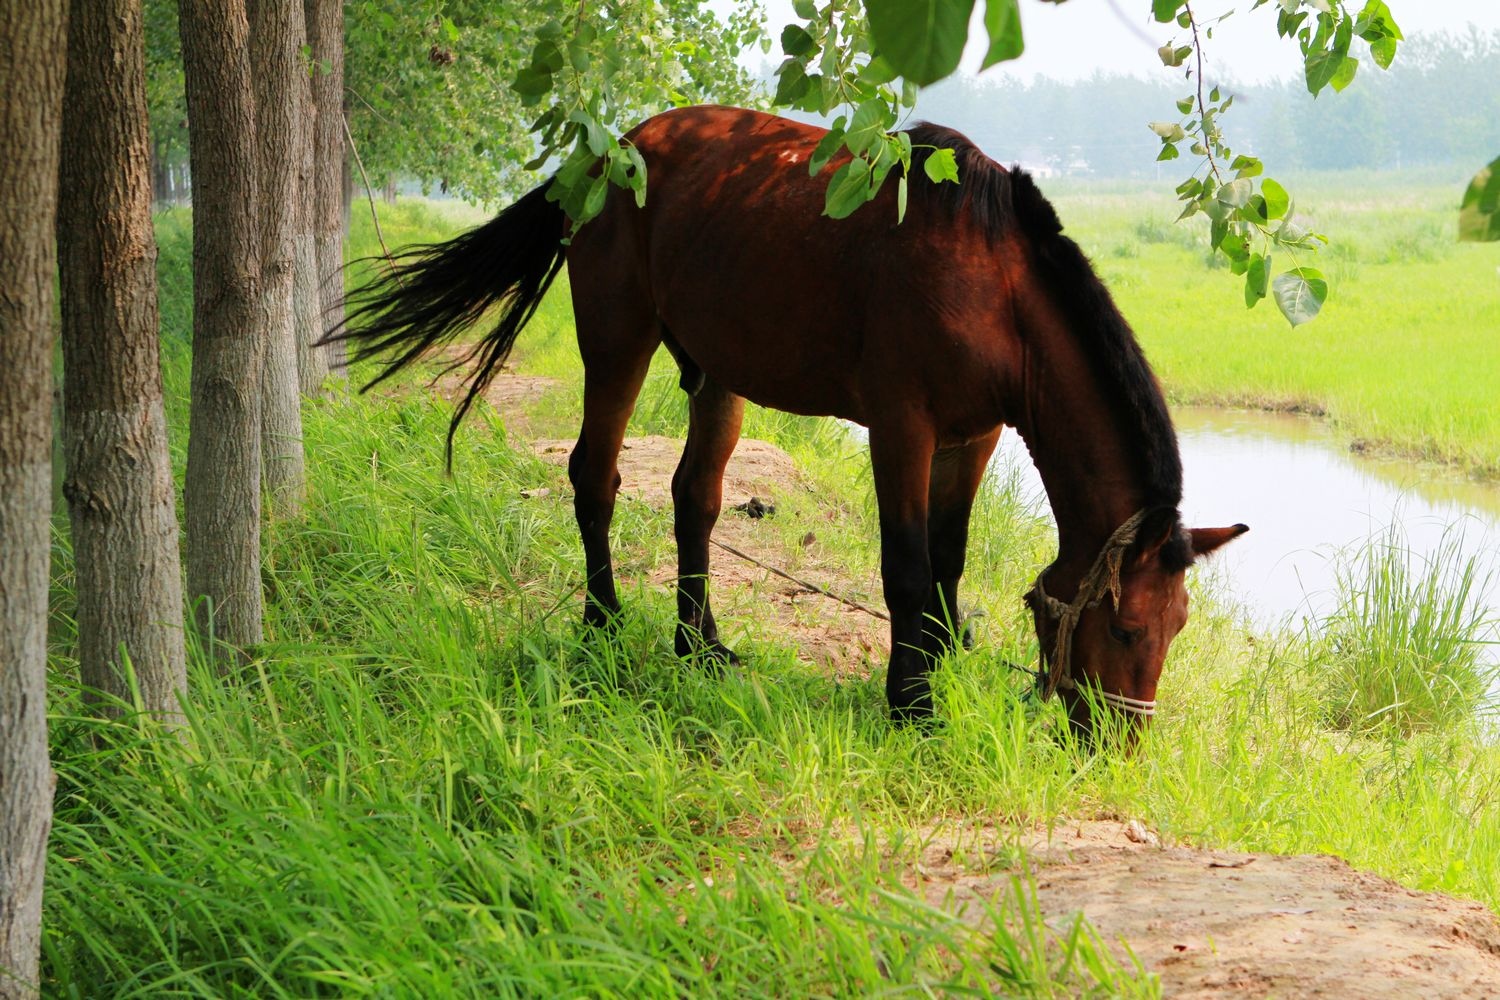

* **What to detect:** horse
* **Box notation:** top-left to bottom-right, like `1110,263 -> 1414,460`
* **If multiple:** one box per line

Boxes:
330,105 -> 1247,737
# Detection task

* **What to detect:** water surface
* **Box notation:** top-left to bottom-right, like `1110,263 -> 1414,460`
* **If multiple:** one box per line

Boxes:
991,406 -> 1500,629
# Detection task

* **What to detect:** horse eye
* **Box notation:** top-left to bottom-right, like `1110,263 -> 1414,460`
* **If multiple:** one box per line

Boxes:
1108,623 -> 1139,646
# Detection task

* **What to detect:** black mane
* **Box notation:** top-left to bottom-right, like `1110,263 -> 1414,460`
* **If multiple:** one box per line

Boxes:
905,122 -> 1184,513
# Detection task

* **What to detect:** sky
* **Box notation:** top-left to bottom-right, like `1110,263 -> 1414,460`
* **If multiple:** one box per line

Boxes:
737,1 -> 1500,84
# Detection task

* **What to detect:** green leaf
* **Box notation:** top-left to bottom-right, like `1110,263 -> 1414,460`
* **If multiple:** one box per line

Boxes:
1176,96 -> 1195,115
1158,44 -> 1192,67
441,16 -> 459,43
1304,47 -> 1340,95
1272,267 -> 1329,326
624,146 -> 648,208
583,175 -> 609,220
897,173 -> 909,223
1219,228 -> 1251,272
865,0 -> 976,86
533,39 -> 564,73
567,23 -> 597,73
1458,155 -> 1500,243
781,24 -> 816,57
1245,253 -> 1270,307
845,98 -> 894,156
1330,54 -> 1358,91
568,110 -> 610,157
809,124 -> 847,177
1149,121 -> 1187,141
857,56 -> 899,85
511,65 -> 553,102
1153,0 -> 1185,23
1355,0 -> 1403,41
1370,35 -> 1397,69
923,146 -> 959,184
1156,142 -> 1180,162
792,0 -> 816,17
824,157 -> 874,219
1218,177 -> 1253,208
1230,154 -> 1263,178
1261,178 -> 1290,221
773,60 -> 811,106
981,0 -> 1023,68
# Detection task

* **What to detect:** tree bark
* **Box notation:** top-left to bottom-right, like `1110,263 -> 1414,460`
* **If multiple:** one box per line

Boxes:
293,5 -> 327,396
306,0 -> 347,377
58,0 -> 188,720
179,0 -> 264,651
249,0 -> 307,517
0,3 -> 67,995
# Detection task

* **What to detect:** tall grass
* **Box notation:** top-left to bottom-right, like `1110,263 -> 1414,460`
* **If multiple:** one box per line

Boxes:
1310,522 -> 1498,735
34,195 -> 1500,995
1048,174 -> 1500,477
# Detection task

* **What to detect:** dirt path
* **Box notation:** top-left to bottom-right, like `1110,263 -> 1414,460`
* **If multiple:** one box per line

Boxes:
533,433 -> 888,676
911,820 -> 1500,997
474,367 -> 1500,998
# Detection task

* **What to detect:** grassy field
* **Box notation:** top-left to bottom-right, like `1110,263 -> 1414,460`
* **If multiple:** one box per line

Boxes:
37,193 -> 1500,996
1044,169 -> 1500,477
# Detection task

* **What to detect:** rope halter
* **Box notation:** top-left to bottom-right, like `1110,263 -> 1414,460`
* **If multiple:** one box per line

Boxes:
1025,507 -> 1159,718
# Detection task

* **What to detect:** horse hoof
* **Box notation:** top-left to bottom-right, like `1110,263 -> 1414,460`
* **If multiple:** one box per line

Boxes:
889,703 -> 938,729
676,633 -> 740,671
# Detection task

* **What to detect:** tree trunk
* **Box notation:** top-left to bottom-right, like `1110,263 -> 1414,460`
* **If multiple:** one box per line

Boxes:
306,0 -> 347,377
249,0 -> 307,517
58,0 -> 188,720
152,140 -> 171,205
179,0 -> 264,652
0,3 -> 66,995
292,6 -> 326,397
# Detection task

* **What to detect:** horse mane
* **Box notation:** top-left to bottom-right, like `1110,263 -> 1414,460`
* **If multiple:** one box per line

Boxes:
905,123 -> 1185,524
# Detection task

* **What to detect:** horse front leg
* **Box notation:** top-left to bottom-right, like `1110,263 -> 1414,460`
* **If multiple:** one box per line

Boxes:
869,422 -> 937,723
672,378 -> 745,665
923,429 -> 1002,658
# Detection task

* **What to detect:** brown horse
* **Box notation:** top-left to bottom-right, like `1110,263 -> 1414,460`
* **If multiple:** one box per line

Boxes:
332,105 -> 1247,735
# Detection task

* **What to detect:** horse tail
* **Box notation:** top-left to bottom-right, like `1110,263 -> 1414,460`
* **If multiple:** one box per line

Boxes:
327,180 -> 567,466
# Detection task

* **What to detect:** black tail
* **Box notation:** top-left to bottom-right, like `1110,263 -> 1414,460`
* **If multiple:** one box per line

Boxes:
325,181 -> 567,465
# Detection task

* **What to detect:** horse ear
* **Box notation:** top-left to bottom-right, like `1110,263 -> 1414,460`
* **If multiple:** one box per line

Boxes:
1189,523 -> 1249,558
1129,508 -> 1180,568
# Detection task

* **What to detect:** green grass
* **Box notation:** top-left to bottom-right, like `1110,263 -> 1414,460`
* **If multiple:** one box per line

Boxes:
36,193 -> 1500,996
1049,172 -> 1500,477
1309,522 -> 1498,735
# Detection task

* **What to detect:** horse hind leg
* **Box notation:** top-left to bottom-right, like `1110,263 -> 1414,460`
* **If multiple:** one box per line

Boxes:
671,377 -> 745,665
568,321 -> 657,633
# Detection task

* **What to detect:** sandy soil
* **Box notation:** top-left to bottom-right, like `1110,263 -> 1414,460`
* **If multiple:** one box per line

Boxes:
532,433 -> 889,676
476,368 -> 1500,998
908,820 -> 1500,998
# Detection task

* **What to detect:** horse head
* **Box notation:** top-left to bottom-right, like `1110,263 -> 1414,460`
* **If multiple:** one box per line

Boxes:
1026,510 -> 1247,743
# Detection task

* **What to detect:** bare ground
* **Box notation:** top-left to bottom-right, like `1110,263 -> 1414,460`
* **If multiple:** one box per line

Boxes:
532,433 -> 888,677
910,820 -> 1500,998
476,368 -> 1500,998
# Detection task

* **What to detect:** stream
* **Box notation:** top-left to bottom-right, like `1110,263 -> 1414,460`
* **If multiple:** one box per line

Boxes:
990,406 -> 1500,633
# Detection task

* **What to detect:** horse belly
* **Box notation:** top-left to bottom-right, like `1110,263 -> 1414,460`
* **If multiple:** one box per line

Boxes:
670,310 -> 859,417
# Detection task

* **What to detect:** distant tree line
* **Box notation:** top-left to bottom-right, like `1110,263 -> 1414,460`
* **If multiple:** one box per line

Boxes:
912,29 -> 1500,177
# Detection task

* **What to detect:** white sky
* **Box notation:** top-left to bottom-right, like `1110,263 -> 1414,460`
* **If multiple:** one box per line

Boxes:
740,1 -> 1500,84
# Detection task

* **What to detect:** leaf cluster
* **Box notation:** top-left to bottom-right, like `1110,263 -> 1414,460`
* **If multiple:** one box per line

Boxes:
1149,0 -> 1402,324
508,0 -> 762,226
1459,155 -> 1500,244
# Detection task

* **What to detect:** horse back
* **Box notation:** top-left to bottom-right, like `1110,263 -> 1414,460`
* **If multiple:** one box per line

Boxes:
568,106 -> 1023,439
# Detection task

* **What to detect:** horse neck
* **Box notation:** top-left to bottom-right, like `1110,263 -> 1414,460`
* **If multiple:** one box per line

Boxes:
1006,278 -> 1155,571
